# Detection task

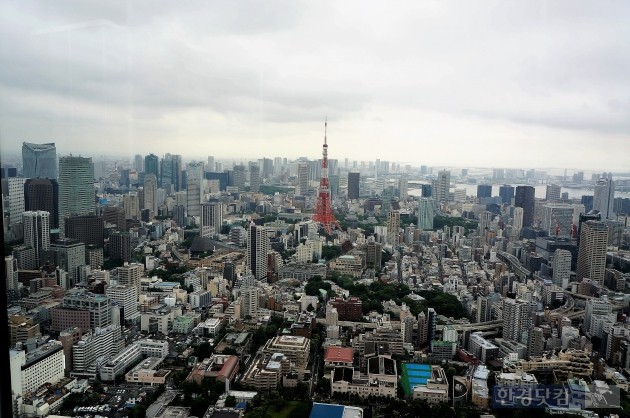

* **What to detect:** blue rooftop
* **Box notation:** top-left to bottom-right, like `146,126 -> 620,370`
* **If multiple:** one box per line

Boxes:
310,403 -> 345,418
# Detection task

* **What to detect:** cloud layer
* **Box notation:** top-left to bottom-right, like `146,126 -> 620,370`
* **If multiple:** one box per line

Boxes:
1,1 -> 629,170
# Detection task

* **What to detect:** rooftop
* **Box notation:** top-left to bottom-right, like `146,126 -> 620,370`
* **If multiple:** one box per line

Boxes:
324,346 -> 354,364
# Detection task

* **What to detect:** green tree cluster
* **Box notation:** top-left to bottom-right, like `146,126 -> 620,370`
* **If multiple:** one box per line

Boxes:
418,289 -> 468,319
433,215 -> 478,235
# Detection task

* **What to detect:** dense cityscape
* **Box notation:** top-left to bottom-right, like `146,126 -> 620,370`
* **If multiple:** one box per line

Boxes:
2,135 -> 630,418
3,2 -> 630,418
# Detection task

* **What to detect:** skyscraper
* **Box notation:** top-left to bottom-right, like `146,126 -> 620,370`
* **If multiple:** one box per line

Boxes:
22,142 -> 57,179
387,210 -> 401,246
143,174 -> 158,215
247,223 -> 270,280
232,164 -> 246,190
347,171 -> 360,200
7,177 -> 26,226
593,178 -> 615,219
207,156 -> 215,172
297,163 -> 309,196
477,184 -> 492,199
144,154 -> 159,178
160,153 -> 182,193
417,197 -> 435,230
25,178 -> 59,228
515,185 -> 535,228
186,177 -> 201,218
541,203 -> 574,237
65,214 -> 105,247
50,238 -> 86,286
398,178 -> 408,199
200,202 -> 223,238
576,221 -> 608,286
134,154 -> 144,173
22,210 -> 50,267
58,156 -> 95,238
546,184 -> 561,201
435,170 -> 450,203
499,184 -> 515,205
249,164 -> 260,193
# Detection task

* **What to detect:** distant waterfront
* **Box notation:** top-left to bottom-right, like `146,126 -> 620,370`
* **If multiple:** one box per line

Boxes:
408,183 -> 630,200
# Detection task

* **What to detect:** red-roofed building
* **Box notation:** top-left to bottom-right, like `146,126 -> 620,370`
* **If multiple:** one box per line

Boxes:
186,354 -> 239,385
324,346 -> 354,369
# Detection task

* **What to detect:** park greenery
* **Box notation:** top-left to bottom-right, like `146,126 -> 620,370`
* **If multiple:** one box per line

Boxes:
433,215 -> 478,235
305,274 -> 467,319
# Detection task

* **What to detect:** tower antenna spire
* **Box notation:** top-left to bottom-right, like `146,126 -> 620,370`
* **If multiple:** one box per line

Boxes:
313,117 -> 342,235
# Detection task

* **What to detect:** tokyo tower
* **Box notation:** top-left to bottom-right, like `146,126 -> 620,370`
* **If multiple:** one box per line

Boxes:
313,119 -> 343,235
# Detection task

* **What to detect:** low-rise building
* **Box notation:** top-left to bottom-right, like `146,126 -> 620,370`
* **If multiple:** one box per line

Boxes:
187,354 -> 239,385
193,317 -> 224,337
412,366 -> 449,404
324,346 -> 354,370
125,356 -> 170,386
330,355 -> 397,399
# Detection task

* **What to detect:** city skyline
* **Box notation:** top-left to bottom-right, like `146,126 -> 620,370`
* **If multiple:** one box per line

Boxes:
1,1 -> 629,170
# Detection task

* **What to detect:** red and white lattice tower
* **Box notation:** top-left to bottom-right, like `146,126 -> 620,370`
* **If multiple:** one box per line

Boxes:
313,119 -> 343,235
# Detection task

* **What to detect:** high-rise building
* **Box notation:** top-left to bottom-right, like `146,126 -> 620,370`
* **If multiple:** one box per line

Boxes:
552,249 -> 572,289
5,255 -> 18,293
134,154 -> 144,173
186,177 -> 201,218
65,214 -> 104,247
297,163 -> 309,196
247,223 -> 270,280
593,178 -> 615,219
417,197 -> 435,230
398,178 -> 408,199
232,164 -> 246,190
110,231 -> 132,263
476,296 -> 493,323
160,153 -> 182,193
435,170 -> 450,203
241,280 -> 259,319
387,210 -> 401,246
123,193 -> 140,220
106,285 -> 138,320
10,342 -> 65,398
499,185 -> 515,205
541,204 -> 574,237
546,184 -> 562,201
366,240 -> 382,270
200,202 -> 223,238
62,288 -> 112,329
477,185 -> 492,199
103,206 -> 126,231
22,142 -> 57,179
50,238 -> 86,287
58,156 -> 95,237
502,298 -> 534,343
143,173 -> 158,215
144,154 -> 159,178
249,164 -> 260,193
414,184 -> 430,201
22,210 -> 50,267
24,178 -> 59,228
512,207 -> 523,231
7,177 -> 26,226
576,221 -> 608,286
515,186 -> 535,228
117,262 -> 143,301
207,156 -> 215,172
347,172 -> 360,200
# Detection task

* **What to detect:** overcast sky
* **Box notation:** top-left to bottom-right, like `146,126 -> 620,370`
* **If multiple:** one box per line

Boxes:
1,1 -> 629,170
